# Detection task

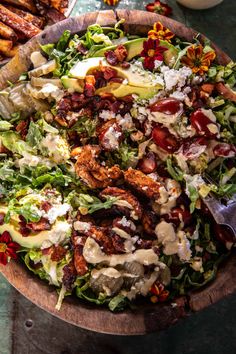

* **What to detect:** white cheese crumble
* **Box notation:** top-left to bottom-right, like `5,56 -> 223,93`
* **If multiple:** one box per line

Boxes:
103,126 -> 121,150
41,221 -> 71,249
160,65 -> 192,91
42,203 -> 71,224
74,221 -> 91,232
40,133 -> 70,164
99,110 -> 116,121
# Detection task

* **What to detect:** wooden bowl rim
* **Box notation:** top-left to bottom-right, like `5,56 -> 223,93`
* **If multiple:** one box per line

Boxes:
0,10 -> 235,335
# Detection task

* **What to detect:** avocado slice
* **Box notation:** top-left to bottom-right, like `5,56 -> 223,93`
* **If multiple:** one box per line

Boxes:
69,57 -> 161,89
0,219 -> 71,249
0,205 -> 72,249
96,83 -> 161,99
61,76 -> 84,92
92,38 -> 146,61
160,40 -> 179,67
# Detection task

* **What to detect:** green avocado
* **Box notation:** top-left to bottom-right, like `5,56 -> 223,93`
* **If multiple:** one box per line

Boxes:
96,82 -> 160,99
61,76 -> 84,92
91,38 -> 146,61
69,57 -> 162,89
160,40 -> 179,67
0,206 -> 70,249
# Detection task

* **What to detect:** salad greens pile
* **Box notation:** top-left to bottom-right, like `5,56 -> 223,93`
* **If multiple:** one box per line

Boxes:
0,20 -> 235,312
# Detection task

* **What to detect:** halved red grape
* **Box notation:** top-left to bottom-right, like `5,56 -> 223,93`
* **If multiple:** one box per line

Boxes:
152,125 -> 179,153
150,98 -> 182,115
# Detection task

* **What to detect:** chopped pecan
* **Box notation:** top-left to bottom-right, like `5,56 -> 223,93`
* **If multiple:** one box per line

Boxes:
73,145 -> 122,188
124,168 -> 162,199
100,186 -> 143,220
51,245 -> 67,262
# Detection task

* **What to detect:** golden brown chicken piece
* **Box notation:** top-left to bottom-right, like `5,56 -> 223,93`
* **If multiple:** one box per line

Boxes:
100,186 -> 143,220
124,168 -> 162,199
72,145 -> 122,189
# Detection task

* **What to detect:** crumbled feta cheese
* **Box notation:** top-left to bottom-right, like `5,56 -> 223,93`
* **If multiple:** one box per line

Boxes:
74,221 -> 91,232
160,66 -> 192,91
99,110 -> 116,121
41,221 -> 71,249
116,113 -> 134,130
122,78 -> 128,85
44,203 -> 71,224
103,126 -> 121,150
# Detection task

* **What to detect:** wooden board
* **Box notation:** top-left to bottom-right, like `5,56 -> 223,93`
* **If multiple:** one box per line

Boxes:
0,10 -> 235,335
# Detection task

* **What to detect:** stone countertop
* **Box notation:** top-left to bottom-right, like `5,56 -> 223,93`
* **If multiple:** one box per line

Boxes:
0,1 -> 236,353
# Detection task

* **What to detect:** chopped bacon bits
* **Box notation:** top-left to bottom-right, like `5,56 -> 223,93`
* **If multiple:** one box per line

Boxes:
105,50 -> 119,66
114,45 -> 128,62
26,218 -> 51,232
74,246 -> 88,275
51,245 -> 67,262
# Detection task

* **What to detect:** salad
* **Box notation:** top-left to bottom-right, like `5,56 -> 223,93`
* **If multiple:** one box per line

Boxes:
0,20 -> 235,312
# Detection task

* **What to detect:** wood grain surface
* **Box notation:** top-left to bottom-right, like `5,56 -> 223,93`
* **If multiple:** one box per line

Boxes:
0,9 -> 235,335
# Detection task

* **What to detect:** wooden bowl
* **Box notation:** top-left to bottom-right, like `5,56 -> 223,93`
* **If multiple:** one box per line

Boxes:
0,10 -> 236,335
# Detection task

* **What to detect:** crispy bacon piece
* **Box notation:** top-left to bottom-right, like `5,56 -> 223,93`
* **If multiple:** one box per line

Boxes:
51,245 -> 67,262
100,186 -> 143,220
124,168 -> 162,199
74,246 -> 88,276
72,145 -> 122,189
62,261 -> 77,291
114,45 -> 128,63
26,217 -> 51,232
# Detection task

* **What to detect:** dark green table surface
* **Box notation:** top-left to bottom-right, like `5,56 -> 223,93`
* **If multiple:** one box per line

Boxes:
1,1 -> 236,353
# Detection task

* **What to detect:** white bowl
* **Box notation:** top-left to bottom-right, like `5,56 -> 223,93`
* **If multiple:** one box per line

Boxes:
177,0 -> 223,10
